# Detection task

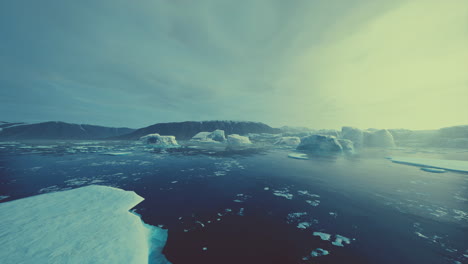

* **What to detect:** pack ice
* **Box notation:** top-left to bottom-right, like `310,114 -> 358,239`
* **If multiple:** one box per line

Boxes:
0,185 -> 170,264
390,157 -> 468,172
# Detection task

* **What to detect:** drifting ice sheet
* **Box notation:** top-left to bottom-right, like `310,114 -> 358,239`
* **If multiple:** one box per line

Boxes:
0,185 -> 170,264
391,157 -> 468,172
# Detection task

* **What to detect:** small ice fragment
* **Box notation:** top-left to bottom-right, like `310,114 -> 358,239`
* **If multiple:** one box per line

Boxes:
202,247 -> 208,251
306,200 -> 320,206
171,181 -> 178,184
238,208 -> 245,216
264,187 -> 269,191
313,232 -> 331,241
310,248 -> 330,257
288,153 -> 309,160
332,235 -> 351,247
297,222 -> 311,229
102,152 -> 132,156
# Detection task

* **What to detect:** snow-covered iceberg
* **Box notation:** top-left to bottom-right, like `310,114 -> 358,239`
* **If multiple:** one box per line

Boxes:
390,157 -> 468,172
297,135 -> 343,153
190,130 -> 226,143
337,139 -> 355,154
140,133 -> 179,147
274,136 -> 301,146
0,185 -> 170,264
341,127 -> 364,148
227,134 -> 252,146
363,129 -> 396,148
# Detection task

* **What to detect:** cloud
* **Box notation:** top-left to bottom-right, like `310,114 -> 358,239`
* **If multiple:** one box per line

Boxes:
0,0 -> 466,129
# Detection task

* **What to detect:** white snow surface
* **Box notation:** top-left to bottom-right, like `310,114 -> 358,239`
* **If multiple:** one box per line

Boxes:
0,185 -> 170,264
391,157 -> 468,172
140,133 -> 179,147
227,134 -> 252,146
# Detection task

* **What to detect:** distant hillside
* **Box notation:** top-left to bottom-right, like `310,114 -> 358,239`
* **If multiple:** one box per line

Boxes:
118,120 -> 281,140
0,121 -> 135,140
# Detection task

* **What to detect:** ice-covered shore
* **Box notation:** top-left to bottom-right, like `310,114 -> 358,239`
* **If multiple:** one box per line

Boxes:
0,185 -> 170,264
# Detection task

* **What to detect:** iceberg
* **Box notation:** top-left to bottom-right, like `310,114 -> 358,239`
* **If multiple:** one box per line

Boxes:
227,134 -> 252,146
140,133 -> 179,147
190,129 -> 226,143
364,129 -> 396,148
390,157 -> 468,172
341,126 -> 364,148
274,136 -> 301,146
337,139 -> 355,153
0,185 -> 170,264
297,135 -> 343,153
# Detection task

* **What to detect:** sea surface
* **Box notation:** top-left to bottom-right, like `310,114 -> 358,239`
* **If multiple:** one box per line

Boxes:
0,141 -> 467,264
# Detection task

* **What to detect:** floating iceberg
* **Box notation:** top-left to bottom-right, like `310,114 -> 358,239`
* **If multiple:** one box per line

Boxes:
191,130 -> 226,143
274,137 -> 301,146
297,135 -> 343,153
391,157 -> 468,172
364,129 -> 396,148
337,139 -> 355,154
310,248 -> 330,257
341,126 -> 364,148
140,133 -> 179,147
313,232 -> 331,241
227,134 -> 252,146
0,185 -> 170,264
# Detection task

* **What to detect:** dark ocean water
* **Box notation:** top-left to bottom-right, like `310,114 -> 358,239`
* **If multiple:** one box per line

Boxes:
0,141 -> 467,264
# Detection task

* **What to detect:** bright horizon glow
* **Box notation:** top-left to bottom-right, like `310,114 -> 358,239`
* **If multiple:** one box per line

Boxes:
0,0 -> 467,130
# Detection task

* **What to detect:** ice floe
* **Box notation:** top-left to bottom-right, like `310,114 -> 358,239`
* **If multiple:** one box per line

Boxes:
420,167 -> 446,173
390,156 -> 468,172
311,248 -> 330,257
287,152 -> 309,160
313,232 -> 331,241
272,188 -> 294,200
140,133 -> 179,147
0,185 -> 170,264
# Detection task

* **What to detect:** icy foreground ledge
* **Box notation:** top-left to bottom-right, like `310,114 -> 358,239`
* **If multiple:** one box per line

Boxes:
391,157 -> 468,172
0,185 -> 170,264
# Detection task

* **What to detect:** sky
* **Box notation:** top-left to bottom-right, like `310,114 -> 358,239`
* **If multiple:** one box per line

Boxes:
1,0 -> 467,130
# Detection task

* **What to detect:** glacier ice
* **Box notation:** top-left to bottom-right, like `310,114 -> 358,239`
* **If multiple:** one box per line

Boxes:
191,129 -> 226,143
140,133 -> 179,147
391,156 -> 468,172
297,135 -> 343,153
310,248 -> 330,257
313,232 -> 331,241
0,185 -> 170,264
337,139 -> 355,154
227,134 -> 252,146
274,136 -> 301,146
364,129 -> 396,148
341,126 -> 364,148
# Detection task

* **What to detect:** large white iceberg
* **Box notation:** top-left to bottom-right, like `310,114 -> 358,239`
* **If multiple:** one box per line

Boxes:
274,136 -> 301,146
297,135 -> 343,153
0,185 -> 170,264
363,129 -> 396,148
227,134 -> 252,146
139,133 -> 179,147
341,127 -> 364,148
390,157 -> 468,172
191,130 -> 226,143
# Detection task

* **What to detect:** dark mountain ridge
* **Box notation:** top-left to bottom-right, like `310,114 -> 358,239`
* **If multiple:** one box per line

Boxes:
0,121 -> 135,140
117,120 -> 281,140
